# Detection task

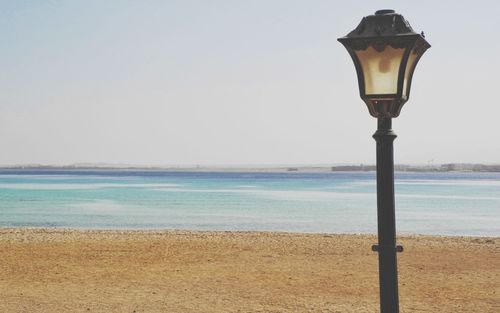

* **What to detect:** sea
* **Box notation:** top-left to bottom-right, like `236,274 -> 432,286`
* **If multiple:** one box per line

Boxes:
1,169 -> 499,237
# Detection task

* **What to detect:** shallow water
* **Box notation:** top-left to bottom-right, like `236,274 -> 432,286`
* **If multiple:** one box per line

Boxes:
1,170 -> 499,236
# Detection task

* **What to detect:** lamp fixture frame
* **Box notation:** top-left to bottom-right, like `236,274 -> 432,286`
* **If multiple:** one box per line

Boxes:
338,9 -> 430,118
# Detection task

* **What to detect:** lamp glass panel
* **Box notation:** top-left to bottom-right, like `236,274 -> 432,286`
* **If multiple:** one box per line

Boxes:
355,46 -> 405,95
402,51 -> 419,98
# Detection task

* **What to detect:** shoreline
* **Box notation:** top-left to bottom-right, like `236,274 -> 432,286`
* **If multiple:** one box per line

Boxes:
1,228 -> 498,312
1,226 -> 498,239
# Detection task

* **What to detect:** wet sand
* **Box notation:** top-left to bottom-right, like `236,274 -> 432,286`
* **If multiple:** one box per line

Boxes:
0,228 -> 498,312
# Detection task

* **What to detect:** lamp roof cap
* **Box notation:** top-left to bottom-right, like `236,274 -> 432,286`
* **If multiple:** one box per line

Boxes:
375,9 -> 395,15
342,10 -> 419,38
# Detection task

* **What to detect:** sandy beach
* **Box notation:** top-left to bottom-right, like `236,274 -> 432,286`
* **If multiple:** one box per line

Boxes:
0,228 -> 498,313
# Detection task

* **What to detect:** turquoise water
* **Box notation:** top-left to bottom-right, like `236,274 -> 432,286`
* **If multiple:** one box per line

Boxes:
1,170 -> 499,236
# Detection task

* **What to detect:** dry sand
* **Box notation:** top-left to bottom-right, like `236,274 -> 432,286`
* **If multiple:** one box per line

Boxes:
0,228 -> 498,313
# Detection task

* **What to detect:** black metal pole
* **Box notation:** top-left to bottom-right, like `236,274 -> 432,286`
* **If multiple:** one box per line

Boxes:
372,117 -> 400,313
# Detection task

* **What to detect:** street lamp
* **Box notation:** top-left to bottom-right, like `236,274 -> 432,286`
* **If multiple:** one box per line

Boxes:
338,9 -> 430,313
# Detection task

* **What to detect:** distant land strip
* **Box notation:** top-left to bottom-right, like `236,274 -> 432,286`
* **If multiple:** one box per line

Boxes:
1,163 -> 500,172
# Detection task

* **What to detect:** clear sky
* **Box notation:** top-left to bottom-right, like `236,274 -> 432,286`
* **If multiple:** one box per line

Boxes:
1,1 -> 499,166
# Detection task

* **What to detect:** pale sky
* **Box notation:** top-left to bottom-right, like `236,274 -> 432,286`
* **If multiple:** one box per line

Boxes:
1,1 -> 499,166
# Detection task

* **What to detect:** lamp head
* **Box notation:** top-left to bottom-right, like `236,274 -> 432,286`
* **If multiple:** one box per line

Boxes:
338,10 -> 430,118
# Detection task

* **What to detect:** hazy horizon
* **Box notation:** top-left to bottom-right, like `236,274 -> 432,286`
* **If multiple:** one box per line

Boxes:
2,1 -> 499,165
2,161 -> 499,169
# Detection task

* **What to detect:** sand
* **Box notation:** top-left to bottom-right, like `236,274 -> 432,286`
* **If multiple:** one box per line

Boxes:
0,228 -> 498,313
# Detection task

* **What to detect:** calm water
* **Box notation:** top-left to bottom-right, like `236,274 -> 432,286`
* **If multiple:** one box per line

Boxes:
1,170 -> 499,236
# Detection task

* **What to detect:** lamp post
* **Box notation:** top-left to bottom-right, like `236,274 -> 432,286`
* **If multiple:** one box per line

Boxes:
338,10 -> 430,313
